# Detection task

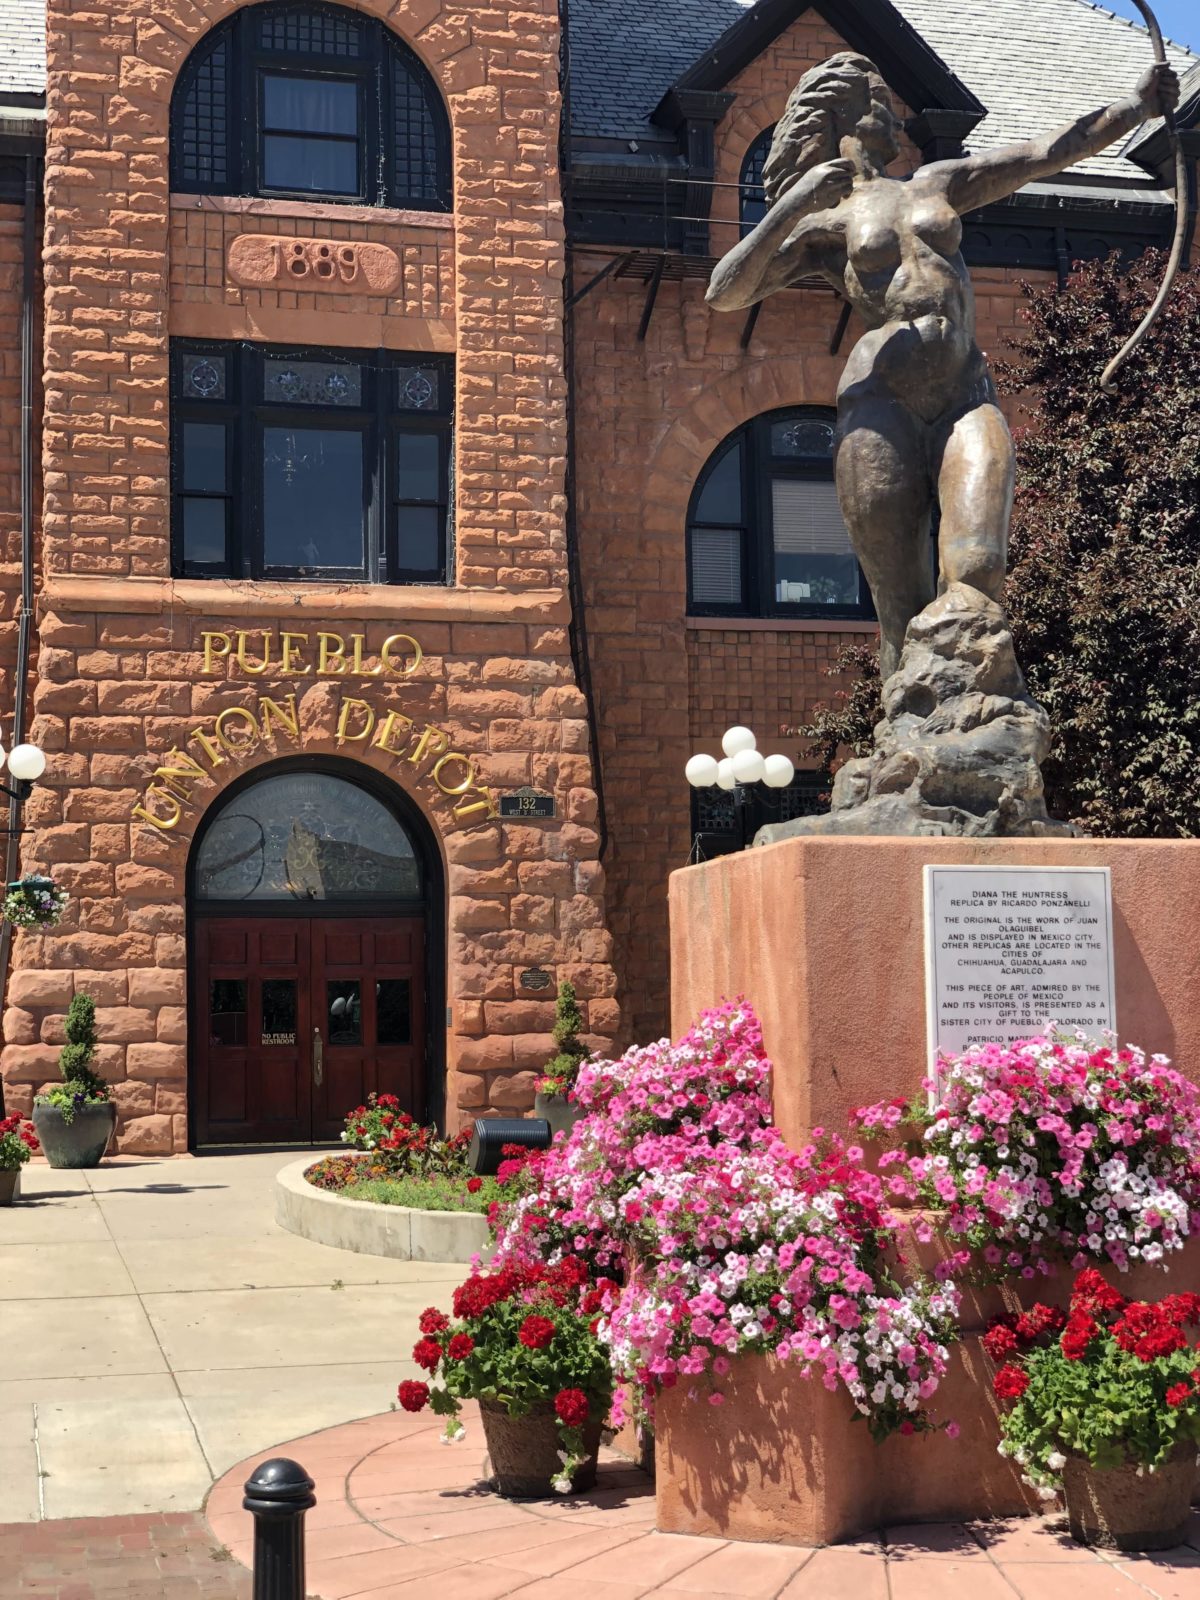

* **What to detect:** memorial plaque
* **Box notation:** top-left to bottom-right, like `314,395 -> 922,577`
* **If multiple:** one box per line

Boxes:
924,865 -> 1116,1072
520,967 -> 552,992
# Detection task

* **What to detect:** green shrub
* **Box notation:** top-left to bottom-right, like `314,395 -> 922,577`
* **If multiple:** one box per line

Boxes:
36,992 -> 109,1123
536,980 -> 589,1101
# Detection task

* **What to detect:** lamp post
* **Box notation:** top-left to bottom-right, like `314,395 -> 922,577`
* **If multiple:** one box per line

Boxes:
686,726 -> 795,851
0,737 -> 47,1116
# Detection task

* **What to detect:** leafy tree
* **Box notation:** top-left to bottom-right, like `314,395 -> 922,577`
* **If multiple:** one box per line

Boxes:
797,251 -> 1200,835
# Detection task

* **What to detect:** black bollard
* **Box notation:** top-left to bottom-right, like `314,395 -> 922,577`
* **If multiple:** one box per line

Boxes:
243,1457 -> 315,1600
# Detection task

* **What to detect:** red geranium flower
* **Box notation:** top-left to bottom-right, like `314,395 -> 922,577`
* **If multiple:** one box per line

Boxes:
447,1333 -> 474,1361
982,1324 -> 1020,1361
418,1308 -> 450,1335
993,1364 -> 1030,1401
467,1177 -> 483,1194
554,1388 -> 590,1428
397,1380 -> 430,1413
518,1314 -> 555,1350
1165,1382 -> 1193,1410
412,1338 -> 443,1372
1060,1314 -> 1097,1362
1071,1269 -> 1125,1316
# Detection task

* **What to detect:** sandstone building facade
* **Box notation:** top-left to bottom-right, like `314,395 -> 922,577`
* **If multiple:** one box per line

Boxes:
0,0 -> 1196,1151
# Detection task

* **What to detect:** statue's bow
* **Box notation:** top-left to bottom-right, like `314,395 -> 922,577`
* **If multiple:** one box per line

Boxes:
1099,0 -> 1186,393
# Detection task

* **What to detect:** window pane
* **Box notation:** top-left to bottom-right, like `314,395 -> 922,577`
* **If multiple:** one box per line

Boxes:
771,417 -> 835,459
182,422 -> 226,492
262,979 -> 297,1045
182,497 -> 227,566
194,772 -> 422,901
259,8 -> 362,57
397,506 -> 441,573
740,128 -> 774,237
327,981 -> 361,1046
182,353 -> 225,400
377,979 -> 411,1045
694,441 -> 742,523
690,526 -> 742,605
396,366 -> 440,412
263,427 -> 365,571
772,479 -> 860,606
264,359 -> 362,407
262,74 -> 358,135
210,979 -> 246,1047
263,132 -> 358,195
395,433 -> 439,500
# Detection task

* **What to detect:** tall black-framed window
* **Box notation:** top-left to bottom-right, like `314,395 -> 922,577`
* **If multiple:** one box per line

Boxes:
687,407 -> 872,621
171,341 -> 452,584
171,1 -> 451,210
739,127 -> 775,236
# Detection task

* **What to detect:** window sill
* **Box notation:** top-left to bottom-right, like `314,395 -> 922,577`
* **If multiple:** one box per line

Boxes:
685,616 -> 878,634
170,192 -> 456,230
42,575 -> 568,624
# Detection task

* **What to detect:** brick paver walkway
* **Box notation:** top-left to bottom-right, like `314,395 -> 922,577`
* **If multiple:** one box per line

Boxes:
0,1511 -> 251,1598
200,1406 -> 1200,1600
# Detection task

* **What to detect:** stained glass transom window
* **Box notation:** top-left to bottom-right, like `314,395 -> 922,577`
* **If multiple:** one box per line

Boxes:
194,773 -> 422,901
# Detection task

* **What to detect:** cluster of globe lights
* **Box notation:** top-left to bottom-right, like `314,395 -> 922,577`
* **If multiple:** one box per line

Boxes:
685,726 -> 795,792
0,742 -> 46,785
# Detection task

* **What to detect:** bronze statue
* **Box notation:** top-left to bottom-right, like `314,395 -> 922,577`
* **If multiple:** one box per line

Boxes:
708,54 -> 1179,838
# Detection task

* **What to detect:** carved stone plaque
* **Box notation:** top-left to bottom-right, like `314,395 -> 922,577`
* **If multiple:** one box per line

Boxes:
227,235 -> 402,295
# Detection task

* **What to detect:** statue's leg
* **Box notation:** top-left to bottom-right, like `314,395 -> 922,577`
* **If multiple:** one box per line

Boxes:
934,400 -> 1015,600
835,395 -> 934,680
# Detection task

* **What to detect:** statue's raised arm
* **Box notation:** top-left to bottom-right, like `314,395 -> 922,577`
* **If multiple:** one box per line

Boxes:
925,63 -> 1179,214
705,52 -> 1179,841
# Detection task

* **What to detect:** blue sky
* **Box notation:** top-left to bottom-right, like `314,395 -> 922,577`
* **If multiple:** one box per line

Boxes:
1103,0 -> 1200,53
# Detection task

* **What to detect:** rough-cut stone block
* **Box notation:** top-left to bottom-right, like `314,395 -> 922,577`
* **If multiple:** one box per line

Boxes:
126,1042 -> 185,1080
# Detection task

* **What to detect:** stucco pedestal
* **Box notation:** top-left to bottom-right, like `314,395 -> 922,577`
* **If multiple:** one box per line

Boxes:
670,836 -> 1200,1148
662,835 -> 1200,1543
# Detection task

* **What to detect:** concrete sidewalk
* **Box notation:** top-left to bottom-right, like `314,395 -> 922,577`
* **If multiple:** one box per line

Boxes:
0,1153 -> 457,1523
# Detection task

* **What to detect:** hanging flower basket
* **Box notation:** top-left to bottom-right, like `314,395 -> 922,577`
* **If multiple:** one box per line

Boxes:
3,875 -> 68,929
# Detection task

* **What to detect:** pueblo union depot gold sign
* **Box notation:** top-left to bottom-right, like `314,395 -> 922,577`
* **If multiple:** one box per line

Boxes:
130,627 -> 499,834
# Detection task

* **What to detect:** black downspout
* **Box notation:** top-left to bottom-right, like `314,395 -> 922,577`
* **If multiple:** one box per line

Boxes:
558,0 -> 609,863
0,149 -> 40,1116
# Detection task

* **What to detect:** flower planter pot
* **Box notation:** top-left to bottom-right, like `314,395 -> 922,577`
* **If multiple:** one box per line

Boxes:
1062,1445 -> 1196,1550
480,1400 -> 602,1499
32,1101 -> 115,1169
534,1093 -> 583,1140
0,1169 -> 21,1205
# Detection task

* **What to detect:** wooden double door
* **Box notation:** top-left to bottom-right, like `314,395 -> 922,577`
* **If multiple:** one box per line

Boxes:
193,916 -> 424,1145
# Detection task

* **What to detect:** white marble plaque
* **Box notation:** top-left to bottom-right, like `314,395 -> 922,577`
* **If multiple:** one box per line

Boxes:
924,865 -> 1116,1068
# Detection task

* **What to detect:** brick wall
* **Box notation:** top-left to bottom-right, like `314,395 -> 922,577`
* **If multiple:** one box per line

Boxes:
10,0 -> 619,1153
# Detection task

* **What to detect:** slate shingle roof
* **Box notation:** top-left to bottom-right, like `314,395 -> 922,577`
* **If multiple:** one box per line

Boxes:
568,0 -> 1197,186
0,0 -> 45,99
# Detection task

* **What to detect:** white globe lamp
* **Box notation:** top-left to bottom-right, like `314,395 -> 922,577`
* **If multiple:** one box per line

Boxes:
730,748 -> 766,785
684,752 -> 720,789
721,725 -> 756,758
715,758 -> 737,791
763,753 -> 796,789
8,744 -> 46,783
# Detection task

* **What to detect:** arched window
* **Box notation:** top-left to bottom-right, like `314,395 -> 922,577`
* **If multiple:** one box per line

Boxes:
687,407 -> 871,620
194,771 -> 423,901
739,127 -> 775,236
171,1 -> 451,210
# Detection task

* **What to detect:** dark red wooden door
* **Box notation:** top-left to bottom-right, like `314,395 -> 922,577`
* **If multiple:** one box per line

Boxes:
309,919 -> 425,1143
193,917 -> 424,1146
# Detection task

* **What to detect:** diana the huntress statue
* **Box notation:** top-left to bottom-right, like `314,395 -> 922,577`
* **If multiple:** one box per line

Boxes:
707,53 -> 1179,839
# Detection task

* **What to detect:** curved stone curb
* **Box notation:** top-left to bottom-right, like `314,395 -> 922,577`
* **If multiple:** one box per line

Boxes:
274,1156 -> 490,1263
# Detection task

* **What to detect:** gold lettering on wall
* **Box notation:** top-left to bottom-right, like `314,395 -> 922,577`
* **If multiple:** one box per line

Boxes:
200,626 -> 423,681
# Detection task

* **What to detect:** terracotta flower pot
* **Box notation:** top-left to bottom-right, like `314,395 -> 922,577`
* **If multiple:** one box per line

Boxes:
32,1101 -> 115,1169
480,1399 -> 603,1499
1062,1444 -> 1197,1550
0,1169 -> 21,1205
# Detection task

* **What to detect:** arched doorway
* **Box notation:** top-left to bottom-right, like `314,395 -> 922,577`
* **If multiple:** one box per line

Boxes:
187,759 -> 442,1148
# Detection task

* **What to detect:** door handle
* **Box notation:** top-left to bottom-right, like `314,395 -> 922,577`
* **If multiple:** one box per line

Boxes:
312,1027 -> 324,1087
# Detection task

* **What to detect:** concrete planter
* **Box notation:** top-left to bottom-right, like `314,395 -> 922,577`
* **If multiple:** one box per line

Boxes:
481,1400 -> 602,1499
0,1169 -> 20,1205
275,1157 -> 491,1264
534,1093 -> 583,1139
33,1101 -> 115,1169
1063,1446 -> 1196,1551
